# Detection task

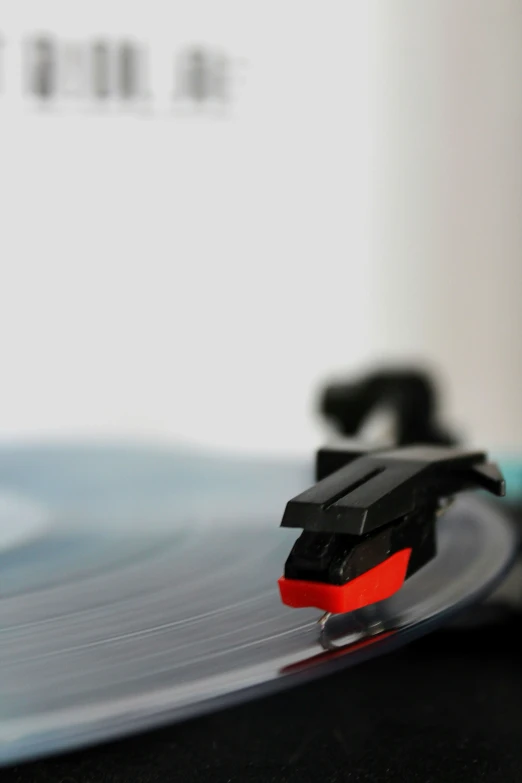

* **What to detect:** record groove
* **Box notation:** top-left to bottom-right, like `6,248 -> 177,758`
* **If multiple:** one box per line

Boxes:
0,444 -> 516,765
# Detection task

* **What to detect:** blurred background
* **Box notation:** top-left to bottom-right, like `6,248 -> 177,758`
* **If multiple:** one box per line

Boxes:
1,1 -> 521,459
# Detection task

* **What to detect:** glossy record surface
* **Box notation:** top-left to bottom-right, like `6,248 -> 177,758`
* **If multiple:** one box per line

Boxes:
0,444 -> 516,765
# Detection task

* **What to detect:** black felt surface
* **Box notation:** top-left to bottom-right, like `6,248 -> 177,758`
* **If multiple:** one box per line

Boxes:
3,620 -> 522,783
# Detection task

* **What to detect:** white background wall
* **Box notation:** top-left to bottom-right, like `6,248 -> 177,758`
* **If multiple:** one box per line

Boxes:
1,1 -> 521,455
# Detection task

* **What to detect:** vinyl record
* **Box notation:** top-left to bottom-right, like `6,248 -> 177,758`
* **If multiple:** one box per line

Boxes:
0,443 -> 516,765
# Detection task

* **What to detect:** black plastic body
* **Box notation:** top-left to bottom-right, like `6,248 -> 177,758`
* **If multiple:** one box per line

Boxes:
282,443 -> 505,589
320,369 -> 455,446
